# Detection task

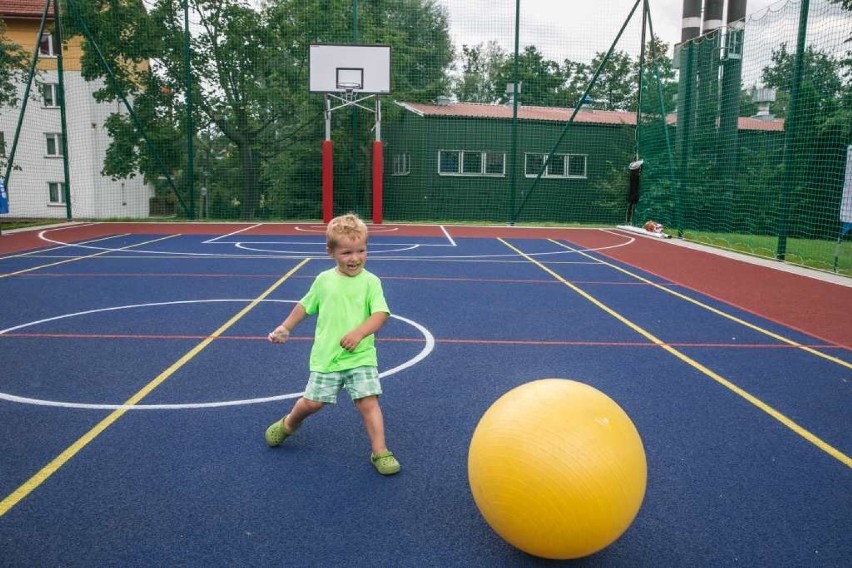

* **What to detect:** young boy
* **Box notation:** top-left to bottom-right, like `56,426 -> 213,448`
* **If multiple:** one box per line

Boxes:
265,213 -> 400,475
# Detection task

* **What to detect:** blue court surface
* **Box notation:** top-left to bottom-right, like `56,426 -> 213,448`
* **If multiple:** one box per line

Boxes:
0,224 -> 850,567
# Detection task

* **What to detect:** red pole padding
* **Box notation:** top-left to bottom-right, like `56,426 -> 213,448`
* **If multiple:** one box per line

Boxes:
322,140 -> 333,223
372,140 -> 383,224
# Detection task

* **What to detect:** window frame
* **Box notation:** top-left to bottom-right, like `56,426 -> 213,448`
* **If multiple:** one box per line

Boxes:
392,153 -> 411,176
39,33 -> 56,57
438,150 -> 505,177
41,82 -> 59,108
45,133 -> 64,157
48,181 -> 66,205
524,152 -> 587,179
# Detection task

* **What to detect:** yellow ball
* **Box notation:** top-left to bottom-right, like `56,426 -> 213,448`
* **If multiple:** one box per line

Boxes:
468,379 -> 647,560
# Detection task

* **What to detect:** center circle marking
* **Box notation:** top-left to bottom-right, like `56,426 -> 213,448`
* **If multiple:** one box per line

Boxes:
0,299 -> 434,410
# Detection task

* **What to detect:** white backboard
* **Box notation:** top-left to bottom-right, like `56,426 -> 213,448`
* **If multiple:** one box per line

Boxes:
309,44 -> 391,94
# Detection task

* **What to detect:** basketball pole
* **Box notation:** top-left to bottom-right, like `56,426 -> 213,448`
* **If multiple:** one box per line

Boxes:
321,91 -> 383,225
310,44 -> 390,225
372,97 -> 383,224
322,94 -> 334,223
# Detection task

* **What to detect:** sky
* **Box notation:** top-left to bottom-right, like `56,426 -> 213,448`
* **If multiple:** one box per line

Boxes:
441,0 -> 784,62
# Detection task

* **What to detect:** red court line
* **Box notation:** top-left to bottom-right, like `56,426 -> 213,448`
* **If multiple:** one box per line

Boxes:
1,272 -> 312,280
1,271 -> 671,288
0,332 -> 842,351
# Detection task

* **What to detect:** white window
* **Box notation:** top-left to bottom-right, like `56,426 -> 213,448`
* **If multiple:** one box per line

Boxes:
726,28 -> 744,60
438,150 -> 460,174
45,133 -> 63,157
438,150 -> 505,176
392,153 -> 411,176
524,153 -> 587,179
461,151 -> 482,174
48,182 -> 66,205
41,83 -> 59,107
525,153 -> 546,177
567,154 -> 587,178
484,152 -> 505,175
39,33 -> 56,57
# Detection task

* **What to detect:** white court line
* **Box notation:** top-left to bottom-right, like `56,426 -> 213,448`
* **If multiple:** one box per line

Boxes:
439,225 -> 457,247
0,234 -> 131,261
0,299 -> 434,410
234,242 -> 421,254
34,226 -> 635,259
293,224 -> 399,234
202,223 -> 262,244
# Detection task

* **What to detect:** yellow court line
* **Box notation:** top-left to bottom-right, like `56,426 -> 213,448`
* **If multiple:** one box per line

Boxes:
498,238 -> 851,469
0,257 -> 311,516
549,239 -> 851,369
0,234 -> 179,279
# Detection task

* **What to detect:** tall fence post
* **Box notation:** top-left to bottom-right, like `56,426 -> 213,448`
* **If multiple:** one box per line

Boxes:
776,0 -> 810,261
54,0 -> 72,220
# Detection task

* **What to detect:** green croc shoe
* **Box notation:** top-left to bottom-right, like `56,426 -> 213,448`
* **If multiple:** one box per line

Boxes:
370,450 -> 401,475
265,415 -> 296,447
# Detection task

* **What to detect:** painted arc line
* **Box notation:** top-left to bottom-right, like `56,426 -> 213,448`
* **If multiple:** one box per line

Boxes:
294,225 -> 399,234
0,299 -> 434,410
234,242 -> 421,254
39,228 -> 635,259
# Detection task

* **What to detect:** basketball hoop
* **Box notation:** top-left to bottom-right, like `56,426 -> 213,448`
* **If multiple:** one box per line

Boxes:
337,81 -> 361,100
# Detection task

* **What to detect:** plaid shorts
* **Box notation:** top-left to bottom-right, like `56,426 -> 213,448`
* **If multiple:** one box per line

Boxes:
303,366 -> 382,403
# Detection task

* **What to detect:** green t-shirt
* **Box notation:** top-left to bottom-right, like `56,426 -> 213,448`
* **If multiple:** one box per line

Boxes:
300,268 -> 390,372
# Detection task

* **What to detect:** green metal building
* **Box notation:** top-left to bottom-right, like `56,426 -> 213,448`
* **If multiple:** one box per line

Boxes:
383,100 -> 784,227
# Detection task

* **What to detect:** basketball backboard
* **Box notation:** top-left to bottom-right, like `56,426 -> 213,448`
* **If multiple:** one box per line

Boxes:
309,44 -> 391,94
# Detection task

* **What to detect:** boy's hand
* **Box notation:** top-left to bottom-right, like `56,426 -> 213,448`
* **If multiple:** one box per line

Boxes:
339,330 -> 365,351
268,326 -> 290,343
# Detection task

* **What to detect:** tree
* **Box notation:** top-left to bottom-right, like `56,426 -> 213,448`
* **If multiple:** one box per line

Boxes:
453,41 -> 507,103
0,19 -> 30,110
760,41 -> 852,239
491,45 -> 568,107
358,0 -> 454,102
448,36 -> 677,115
761,44 -> 845,119
61,0 -> 454,220
578,50 -> 637,111
637,38 -> 677,117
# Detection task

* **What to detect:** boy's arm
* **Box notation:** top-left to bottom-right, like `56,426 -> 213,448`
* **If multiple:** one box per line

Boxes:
268,303 -> 308,343
339,311 -> 389,351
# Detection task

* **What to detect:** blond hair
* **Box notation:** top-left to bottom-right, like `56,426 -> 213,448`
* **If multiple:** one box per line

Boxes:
326,213 -> 368,250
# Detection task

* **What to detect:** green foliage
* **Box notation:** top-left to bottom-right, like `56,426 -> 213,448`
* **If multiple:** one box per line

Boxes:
450,37 -> 677,114
0,19 -> 30,110
62,0 -> 454,220
762,44 -> 845,119
454,41 -> 506,103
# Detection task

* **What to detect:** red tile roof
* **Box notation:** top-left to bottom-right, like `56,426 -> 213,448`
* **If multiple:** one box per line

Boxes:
397,101 -> 784,131
735,116 -> 785,131
398,101 -> 635,125
0,0 -> 54,18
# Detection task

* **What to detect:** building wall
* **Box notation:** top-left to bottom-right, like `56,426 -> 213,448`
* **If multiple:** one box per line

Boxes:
1,13 -> 153,218
383,113 -> 634,223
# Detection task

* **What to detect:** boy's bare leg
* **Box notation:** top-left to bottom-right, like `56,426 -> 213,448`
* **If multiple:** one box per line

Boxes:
354,395 -> 387,455
284,398 -> 324,432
